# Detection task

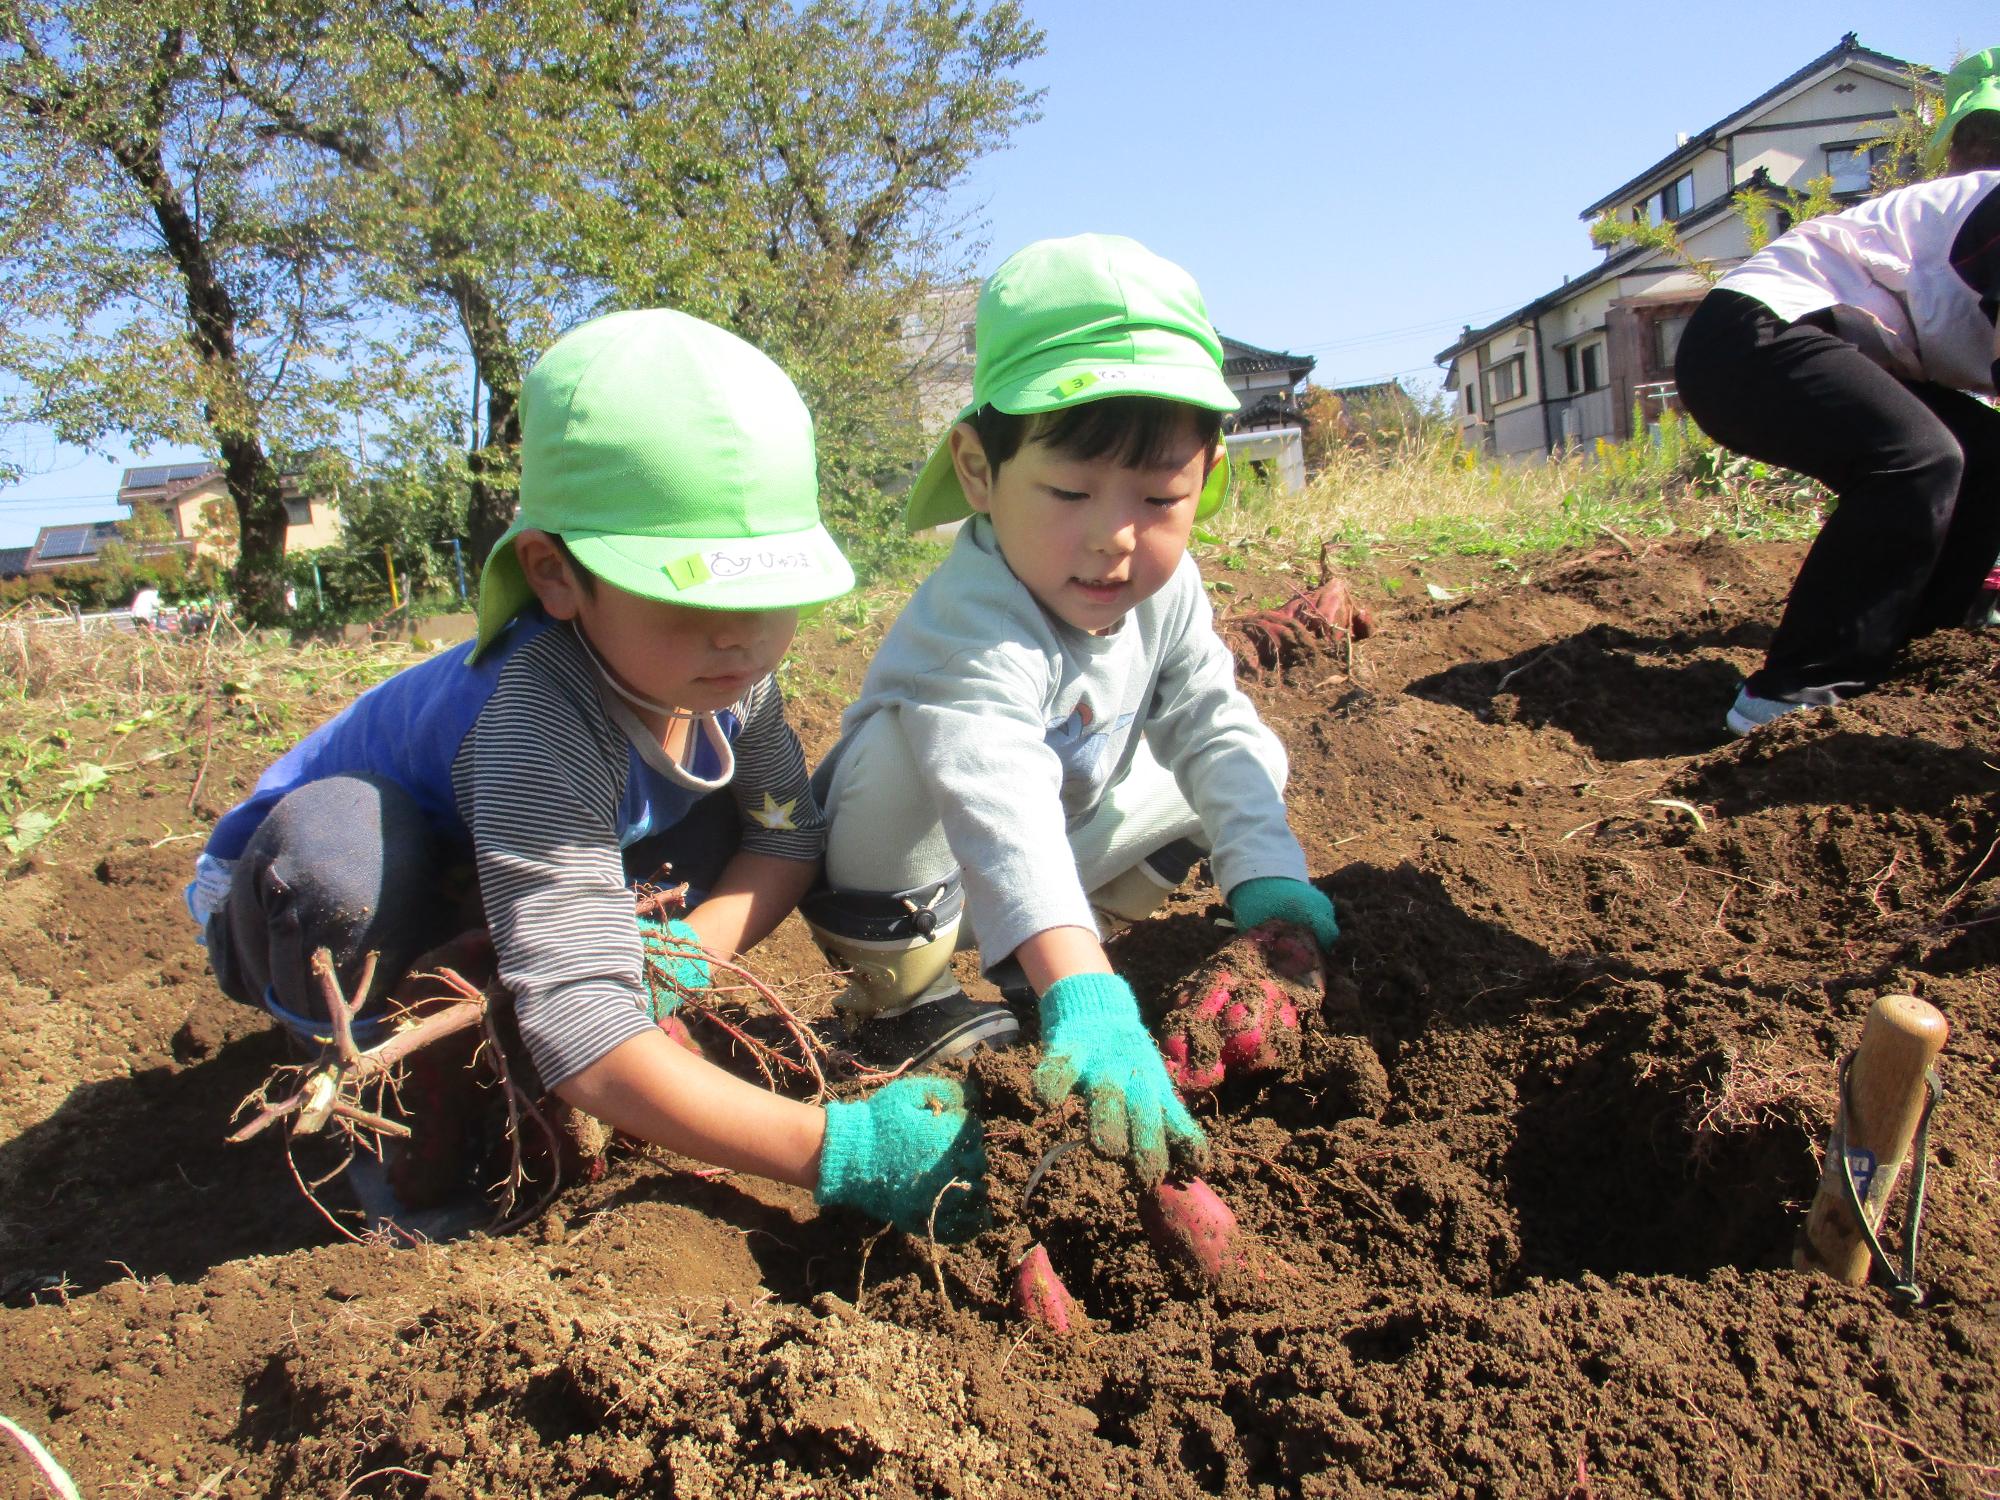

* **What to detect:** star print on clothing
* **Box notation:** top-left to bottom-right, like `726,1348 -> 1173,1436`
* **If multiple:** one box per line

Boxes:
750,792 -> 800,830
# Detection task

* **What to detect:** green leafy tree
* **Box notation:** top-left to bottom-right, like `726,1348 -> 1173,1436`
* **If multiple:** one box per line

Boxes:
216,0 -> 639,560
0,0 -> 432,621
1587,208 -> 1722,285
608,1 -> 1043,576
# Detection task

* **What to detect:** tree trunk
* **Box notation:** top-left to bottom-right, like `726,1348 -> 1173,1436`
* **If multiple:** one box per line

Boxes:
467,382 -> 521,564
456,276 -> 524,565
222,434 -> 292,621
108,83 -> 293,624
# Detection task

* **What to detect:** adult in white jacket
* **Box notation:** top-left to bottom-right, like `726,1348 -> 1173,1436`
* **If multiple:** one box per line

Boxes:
1675,54 -> 2000,733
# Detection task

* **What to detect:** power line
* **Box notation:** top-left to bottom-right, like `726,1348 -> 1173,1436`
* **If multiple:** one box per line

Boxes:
0,502 -> 128,516
1290,302 -> 1525,356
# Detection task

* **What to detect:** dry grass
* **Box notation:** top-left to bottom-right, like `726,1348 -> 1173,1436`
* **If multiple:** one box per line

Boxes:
1207,415 -> 1823,570
0,606 -> 221,704
1688,1043 -> 1833,1162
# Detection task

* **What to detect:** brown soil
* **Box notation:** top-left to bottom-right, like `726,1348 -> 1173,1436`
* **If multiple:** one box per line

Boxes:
6,534 -> 2000,1498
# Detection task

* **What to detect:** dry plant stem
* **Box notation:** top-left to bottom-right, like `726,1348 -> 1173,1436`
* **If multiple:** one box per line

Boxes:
481,1004 -> 565,1233
924,1178 -> 972,1314
185,619 -> 222,813
1849,1408 -> 2000,1497
854,1223 -> 892,1315
283,1133 -> 364,1244
704,951 -> 828,1101
1938,834 -> 2000,913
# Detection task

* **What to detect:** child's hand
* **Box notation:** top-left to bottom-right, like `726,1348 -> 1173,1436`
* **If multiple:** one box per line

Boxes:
1227,876 -> 1339,950
637,913 -> 711,1021
1034,973 -> 1208,1187
815,1077 -> 989,1240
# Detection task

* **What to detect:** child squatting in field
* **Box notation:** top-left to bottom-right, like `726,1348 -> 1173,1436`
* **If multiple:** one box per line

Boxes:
185,309 -> 986,1242
802,234 -> 1342,1188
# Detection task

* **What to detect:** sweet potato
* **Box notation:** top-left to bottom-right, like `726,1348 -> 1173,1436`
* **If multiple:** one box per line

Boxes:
1139,1177 -> 1245,1282
1012,1242 -> 1082,1333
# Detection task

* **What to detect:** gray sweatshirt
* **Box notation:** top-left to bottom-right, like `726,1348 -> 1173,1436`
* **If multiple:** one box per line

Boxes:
839,515 -> 1307,963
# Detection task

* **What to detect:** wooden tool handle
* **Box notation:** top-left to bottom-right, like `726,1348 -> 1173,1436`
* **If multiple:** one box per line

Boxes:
1796,995 -> 1947,1283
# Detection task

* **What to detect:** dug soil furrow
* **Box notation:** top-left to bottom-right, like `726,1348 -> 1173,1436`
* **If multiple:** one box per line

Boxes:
3,534 -> 1997,1498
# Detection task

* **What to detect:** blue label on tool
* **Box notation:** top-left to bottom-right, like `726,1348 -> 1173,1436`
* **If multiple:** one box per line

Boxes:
1847,1146 -> 1878,1201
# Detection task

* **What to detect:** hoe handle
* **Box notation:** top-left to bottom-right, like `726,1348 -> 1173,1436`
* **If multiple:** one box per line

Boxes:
1796,995 -> 1947,1284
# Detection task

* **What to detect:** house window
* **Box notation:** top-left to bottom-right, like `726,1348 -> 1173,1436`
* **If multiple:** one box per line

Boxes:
1579,343 -> 1603,392
1463,383 -> 1478,417
1483,355 -> 1526,408
1824,142 -> 1891,194
1653,315 -> 1690,371
960,322 -> 977,355
1646,170 -> 1696,223
284,498 -> 313,526
1563,346 -> 1578,395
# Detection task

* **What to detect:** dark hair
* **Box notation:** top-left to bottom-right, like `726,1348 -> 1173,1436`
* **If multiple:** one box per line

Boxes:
968,394 -> 1224,477
549,534 -> 598,597
1948,110 -> 2000,174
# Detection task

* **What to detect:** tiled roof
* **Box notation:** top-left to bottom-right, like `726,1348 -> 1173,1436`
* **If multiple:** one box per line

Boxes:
1220,334 -> 1317,377
1577,34 -> 1934,219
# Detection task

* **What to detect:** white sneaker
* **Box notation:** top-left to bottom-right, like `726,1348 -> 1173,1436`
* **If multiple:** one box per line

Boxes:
1726,683 -> 1852,736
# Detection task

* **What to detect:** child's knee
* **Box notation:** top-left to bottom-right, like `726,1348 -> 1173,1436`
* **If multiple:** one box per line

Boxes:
802,879 -> 964,1017
1088,838 -> 1204,934
230,774 -> 454,1014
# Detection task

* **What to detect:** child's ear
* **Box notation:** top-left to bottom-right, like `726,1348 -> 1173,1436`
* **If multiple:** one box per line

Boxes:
514,530 -> 585,620
947,422 -> 996,514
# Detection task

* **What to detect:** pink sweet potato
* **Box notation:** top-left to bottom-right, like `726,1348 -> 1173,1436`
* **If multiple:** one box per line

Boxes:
1012,1242 -> 1081,1334
1158,922 -> 1320,1093
1139,1177 -> 1246,1282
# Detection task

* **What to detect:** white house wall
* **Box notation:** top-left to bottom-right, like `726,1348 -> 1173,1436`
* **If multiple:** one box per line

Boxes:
1730,72 -> 1914,192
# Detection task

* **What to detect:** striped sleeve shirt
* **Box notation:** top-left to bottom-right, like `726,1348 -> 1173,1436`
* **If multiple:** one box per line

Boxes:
453,624 -> 823,1089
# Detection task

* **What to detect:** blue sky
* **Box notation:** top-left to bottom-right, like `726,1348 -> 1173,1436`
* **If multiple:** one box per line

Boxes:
0,1 -> 1986,547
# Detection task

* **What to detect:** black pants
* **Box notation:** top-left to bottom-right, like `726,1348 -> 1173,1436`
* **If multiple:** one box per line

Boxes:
1675,288 -> 2000,697
207,773 -> 740,1036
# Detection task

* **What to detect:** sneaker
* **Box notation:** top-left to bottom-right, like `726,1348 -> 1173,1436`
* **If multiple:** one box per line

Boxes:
1726,683 -> 1851,736
848,990 -> 1020,1071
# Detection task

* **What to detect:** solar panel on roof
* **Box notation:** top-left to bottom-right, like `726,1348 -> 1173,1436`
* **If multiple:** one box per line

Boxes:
120,460 -> 215,490
37,527 -> 96,559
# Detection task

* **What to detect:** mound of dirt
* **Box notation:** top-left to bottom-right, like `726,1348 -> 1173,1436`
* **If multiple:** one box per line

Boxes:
5,534 -> 1999,1498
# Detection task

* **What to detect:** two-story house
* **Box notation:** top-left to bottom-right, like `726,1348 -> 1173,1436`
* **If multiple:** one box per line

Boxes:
23,461 -> 341,574
1436,34 -> 1936,462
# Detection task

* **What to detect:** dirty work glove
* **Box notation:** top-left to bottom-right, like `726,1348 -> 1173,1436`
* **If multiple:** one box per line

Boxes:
816,1077 -> 989,1240
1034,973 -> 1208,1187
1228,876 -> 1339,951
637,913 -> 711,1021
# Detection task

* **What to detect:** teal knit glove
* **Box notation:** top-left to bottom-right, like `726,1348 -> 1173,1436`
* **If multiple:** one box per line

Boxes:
1034,973 -> 1207,1187
1228,876 -> 1339,950
815,1077 -> 989,1240
637,913 -> 711,1021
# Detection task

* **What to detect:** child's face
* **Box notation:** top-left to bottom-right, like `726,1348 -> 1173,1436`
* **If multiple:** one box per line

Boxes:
518,532 -> 797,714
951,419 -> 1213,635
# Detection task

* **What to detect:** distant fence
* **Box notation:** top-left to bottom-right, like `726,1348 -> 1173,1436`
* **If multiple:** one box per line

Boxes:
9,606 -> 215,636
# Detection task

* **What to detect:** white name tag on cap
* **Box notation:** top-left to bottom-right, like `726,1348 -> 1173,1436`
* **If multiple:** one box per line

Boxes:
665,540 -> 815,590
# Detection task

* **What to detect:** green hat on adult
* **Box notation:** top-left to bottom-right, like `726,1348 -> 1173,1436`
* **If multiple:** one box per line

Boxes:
472,308 -> 854,659
1928,47 -> 2000,170
903,234 -> 1241,534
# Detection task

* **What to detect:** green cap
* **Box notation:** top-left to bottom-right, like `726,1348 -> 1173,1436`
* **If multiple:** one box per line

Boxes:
904,234 -> 1241,533
472,308 -> 855,658
1928,47 -> 2000,170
